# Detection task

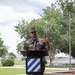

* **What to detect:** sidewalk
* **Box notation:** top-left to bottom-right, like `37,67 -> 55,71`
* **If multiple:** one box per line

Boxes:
0,65 -> 69,70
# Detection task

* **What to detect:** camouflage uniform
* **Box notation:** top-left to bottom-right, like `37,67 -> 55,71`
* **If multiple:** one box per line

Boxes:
23,38 -> 47,75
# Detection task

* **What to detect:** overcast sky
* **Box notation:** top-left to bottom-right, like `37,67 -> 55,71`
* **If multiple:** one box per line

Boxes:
0,0 -> 56,56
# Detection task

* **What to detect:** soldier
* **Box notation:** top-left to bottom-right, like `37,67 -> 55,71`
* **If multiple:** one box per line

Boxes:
23,26 -> 50,75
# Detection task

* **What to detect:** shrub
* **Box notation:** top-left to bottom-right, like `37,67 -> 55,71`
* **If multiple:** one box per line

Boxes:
1,59 -> 14,66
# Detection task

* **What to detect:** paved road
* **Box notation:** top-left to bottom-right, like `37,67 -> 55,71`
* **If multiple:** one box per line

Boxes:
19,72 -> 75,75
17,70 -> 75,75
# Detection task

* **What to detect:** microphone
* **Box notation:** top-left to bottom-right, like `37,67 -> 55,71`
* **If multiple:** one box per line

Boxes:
33,38 -> 36,42
33,38 -> 36,50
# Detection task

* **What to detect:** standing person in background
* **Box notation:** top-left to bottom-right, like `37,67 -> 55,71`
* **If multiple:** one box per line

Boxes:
23,26 -> 50,75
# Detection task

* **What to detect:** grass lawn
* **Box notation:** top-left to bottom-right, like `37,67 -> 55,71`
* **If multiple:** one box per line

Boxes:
45,69 -> 66,72
0,60 -> 66,75
0,60 -> 25,66
0,68 -> 66,75
0,68 -> 25,75
14,60 -> 25,65
0,61 -> 2,66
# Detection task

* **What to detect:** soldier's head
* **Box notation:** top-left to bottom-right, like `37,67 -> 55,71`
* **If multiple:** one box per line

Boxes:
29,26 -> 37,38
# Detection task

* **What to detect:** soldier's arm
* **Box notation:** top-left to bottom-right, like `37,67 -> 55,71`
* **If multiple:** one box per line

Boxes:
42,38 -> 50,51
45,42 -> 50,51
45,40 -> 50,51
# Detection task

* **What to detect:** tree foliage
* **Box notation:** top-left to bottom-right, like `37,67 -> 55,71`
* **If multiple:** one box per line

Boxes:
8,52 -> 16,58
0,36 -> 8,57
16,41 -> 24,54
55,0 -> 75,57
14,0 -> 75,58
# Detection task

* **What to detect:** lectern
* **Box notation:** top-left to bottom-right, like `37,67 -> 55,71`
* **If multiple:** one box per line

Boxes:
21,50 -> 48,75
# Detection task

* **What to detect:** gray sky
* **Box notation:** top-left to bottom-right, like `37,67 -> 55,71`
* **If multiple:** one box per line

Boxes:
0,0 -> 56,55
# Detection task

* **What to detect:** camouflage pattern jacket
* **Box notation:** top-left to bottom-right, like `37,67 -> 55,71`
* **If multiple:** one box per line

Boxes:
23,38 -> 47,51
23,38 -> 47,64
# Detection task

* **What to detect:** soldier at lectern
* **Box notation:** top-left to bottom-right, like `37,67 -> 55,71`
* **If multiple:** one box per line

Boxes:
23,26 -> 50,75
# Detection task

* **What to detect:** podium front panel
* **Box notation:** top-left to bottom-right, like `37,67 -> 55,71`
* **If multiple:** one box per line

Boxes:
21,50 -> 48,57
26,58 -> 42,74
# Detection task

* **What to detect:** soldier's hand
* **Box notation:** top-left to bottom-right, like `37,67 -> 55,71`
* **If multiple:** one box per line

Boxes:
42,38 -> 49,44
42,38 -> 50,51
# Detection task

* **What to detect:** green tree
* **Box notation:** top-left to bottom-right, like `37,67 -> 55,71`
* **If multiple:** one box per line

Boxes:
55,0 -> 75,57
0,36 -> 8,57
14,4 -> 62,58
16,41 -> 24,54
8,52 -> 16,60
14,0 -> 75,58
8,52 -> 16,58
